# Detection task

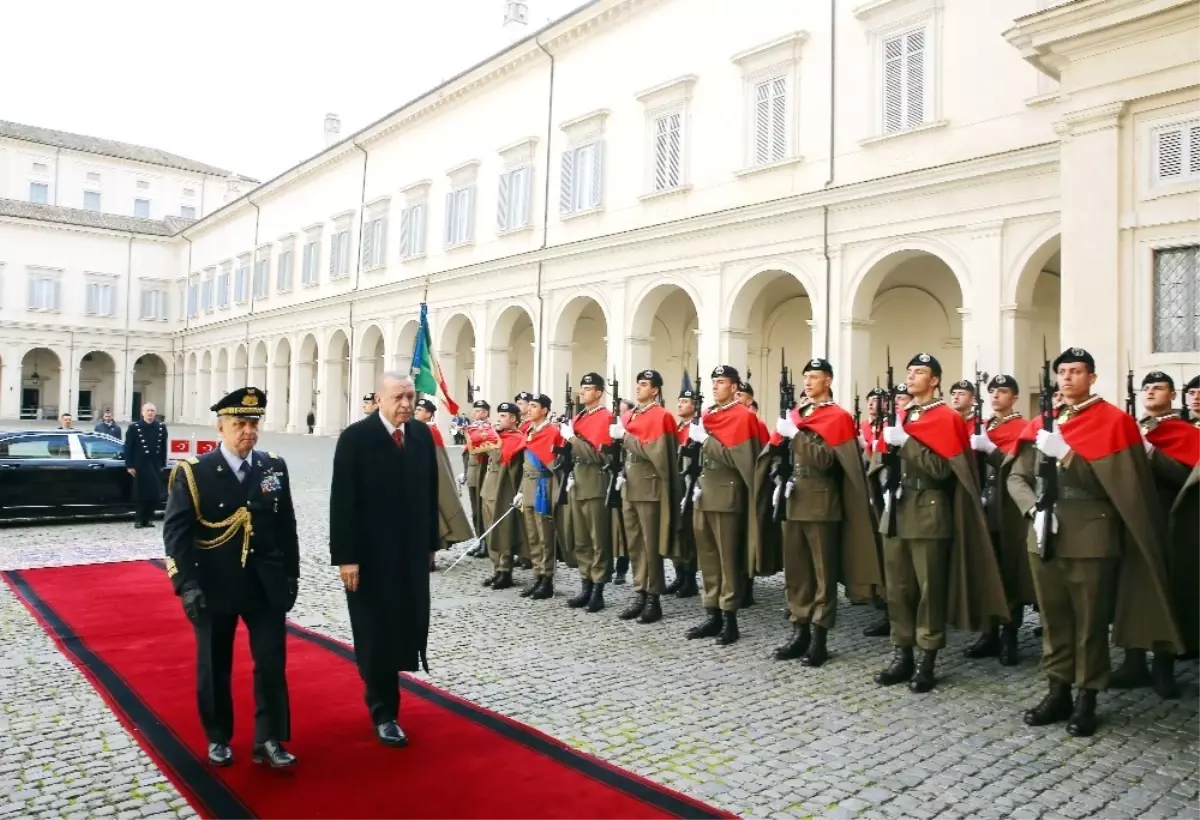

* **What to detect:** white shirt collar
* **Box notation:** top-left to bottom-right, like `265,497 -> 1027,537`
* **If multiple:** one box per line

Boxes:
379,413 -> 402,437
220,443 -> 251,475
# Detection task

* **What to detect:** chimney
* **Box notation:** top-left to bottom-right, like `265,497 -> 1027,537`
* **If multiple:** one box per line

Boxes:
324,113 -> 342,148
504,1 -> 529,31
224,174 -> 245,205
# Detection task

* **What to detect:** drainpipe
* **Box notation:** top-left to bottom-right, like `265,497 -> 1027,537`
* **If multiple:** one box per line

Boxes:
245,199 -> 261,385
821,0 -> 837,357
122,234 -> 134,421
534,37 -> 556,391
348,140 -> 369,425
180,234 -> 193,421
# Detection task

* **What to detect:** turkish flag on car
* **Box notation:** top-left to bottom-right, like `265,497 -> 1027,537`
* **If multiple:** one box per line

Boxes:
196,440 -> 217,455
170,440 -> 190,453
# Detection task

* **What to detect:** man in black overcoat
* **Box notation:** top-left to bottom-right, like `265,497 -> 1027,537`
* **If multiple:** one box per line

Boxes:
124,402 -> 168,528
330,372 -> 439,747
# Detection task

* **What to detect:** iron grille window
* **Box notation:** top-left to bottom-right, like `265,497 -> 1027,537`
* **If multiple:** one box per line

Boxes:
1153,245 -> 1200,353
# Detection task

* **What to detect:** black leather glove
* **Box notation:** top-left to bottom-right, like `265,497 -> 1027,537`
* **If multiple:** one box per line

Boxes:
286,578 -> 299,611
180,584 -> 206,625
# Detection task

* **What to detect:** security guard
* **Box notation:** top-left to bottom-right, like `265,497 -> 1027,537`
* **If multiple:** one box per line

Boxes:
124,403 -> 169,528
163,387 -> 299,769
463,400 -> 492,559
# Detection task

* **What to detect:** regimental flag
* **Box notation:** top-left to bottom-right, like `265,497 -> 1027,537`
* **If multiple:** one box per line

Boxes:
411,302 -> 460,416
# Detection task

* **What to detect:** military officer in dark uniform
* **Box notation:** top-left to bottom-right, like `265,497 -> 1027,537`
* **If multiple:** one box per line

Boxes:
124,402 -> 168,528
163,387 -> 299,769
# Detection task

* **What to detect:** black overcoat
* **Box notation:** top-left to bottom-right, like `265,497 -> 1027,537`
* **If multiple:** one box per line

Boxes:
330,414 -> 439,672
123,420 -> 168,502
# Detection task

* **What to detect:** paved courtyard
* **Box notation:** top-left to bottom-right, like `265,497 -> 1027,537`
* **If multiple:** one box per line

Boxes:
0,426 -> 1196,820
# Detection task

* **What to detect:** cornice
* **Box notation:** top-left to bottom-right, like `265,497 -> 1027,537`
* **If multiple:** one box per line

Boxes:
1053,102 -> 1126,138
730,31 -> 809,67
635,74 -> 698,105
853,0 -> 940,22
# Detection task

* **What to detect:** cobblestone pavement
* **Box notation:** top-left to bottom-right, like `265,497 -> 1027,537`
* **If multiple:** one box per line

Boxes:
1,426 -> 1197,819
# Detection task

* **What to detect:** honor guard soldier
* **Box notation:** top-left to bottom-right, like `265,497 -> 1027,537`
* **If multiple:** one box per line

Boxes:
481,403 -> 525,590
765,358 -> 883,667
611,370 -> 681,624
669,389 -> 701,598
560,373 -> 614,613
415,398 -> 473,565
520,394 -> 564,599
462,400 -> 492,559
163,387 -> 299,768
965,374 -> 1034,666
684,366 -> 769,646
873,353 -> 1007,694
732,381 -> 768,608
1008,348 -> 1183,736
124,403 -> 169,528
949,380 -> 977,424
1187,375 -> 1200,426
362,392 -> 379,416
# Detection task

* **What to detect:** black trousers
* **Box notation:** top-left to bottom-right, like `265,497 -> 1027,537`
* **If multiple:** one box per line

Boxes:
346,592 -> 401,725
135,499 -> 156,525
194,608 -> 290,744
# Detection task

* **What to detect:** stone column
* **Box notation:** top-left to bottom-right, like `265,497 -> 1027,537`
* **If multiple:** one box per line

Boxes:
956,308 -> 975,384
624,335 -> 654,382
313,357 -> 333,436
967,222 -> 1005,379
288,344 -> 305,433
545,342 -> 575,410
839,318 -> 875,408
0,347 -> 21,420
1001,304 -> 1040,417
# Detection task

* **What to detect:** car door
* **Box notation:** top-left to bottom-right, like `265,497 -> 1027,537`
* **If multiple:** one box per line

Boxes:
0,433 -> 74,517
77,433 -> 132,510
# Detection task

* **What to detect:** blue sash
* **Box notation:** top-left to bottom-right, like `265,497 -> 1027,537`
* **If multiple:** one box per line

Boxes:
525,450 -> 552,515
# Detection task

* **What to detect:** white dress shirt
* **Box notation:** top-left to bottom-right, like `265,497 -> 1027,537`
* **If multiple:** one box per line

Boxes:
219,443 -> 252,481
379,413 -> 404,443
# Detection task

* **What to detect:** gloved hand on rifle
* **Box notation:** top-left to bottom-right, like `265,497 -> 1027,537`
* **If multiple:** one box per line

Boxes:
615,475 -> 626,491
609,420 -> 625,440
882,426 -> 909,447
1139,428 -> 1154,456
1035,429 -> 1070,460
775,417 -> 798,440
512,492 -> 524,508
560,421 -> 575,440
180,583 -> 206,625
689,422 -> 709,445
970,432 -> 997,455
1033,509 -> 1059,549
456,473 -> 467,486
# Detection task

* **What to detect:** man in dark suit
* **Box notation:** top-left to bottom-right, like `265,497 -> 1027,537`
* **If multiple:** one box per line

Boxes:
330,372 -> 439,747
163,387 -> 299,769
125,402 -> 168,528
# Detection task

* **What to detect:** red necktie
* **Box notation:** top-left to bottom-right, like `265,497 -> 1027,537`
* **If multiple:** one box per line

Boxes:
392,428 -> 404,449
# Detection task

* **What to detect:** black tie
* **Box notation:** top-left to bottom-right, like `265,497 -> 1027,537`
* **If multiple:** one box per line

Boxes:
238,462 -> 250,483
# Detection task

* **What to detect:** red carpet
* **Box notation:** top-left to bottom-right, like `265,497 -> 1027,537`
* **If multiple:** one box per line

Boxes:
4,560 -> 732,820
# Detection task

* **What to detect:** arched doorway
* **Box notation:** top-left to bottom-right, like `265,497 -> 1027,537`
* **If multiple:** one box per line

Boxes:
214,348 -> 230,408
727,269 -> 813,420
198,351 -> 213,421
1009,234 -> 1061,417
297,335 -> 318,430
439,313 -> 476,406
549,295 -> 608,410
234,344 -> 249,389
324,329 -> 350,433
269,338 -> 292,431
20,348 -> 62,420
395,320 -> 419,375
250,341 -> 268,392
184,353 -> 198,421
628,283 -> 699,399
488,306 -> 534,402
131,354 -> 168,419
358,325 -> 385,403
76,350 -> 118,422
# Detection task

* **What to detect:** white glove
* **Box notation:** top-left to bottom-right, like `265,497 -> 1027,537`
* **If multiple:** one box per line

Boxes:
456,473 -> 467,486
692,484 -> 702,503
882,426 -> 909,447
560,422 -> 575,440
971,433 -> 997,455
609,422 -> 625,440
615,475 -> 626,491
512,492 -> 524,508
784,479 -> 795,498
1033,509 -> 1059,549
775,417 -> 798,439
1035,429 -> 1071,460
566,475 -> 575,493
1141,430 -> 1154,456
689,423 -> 709,444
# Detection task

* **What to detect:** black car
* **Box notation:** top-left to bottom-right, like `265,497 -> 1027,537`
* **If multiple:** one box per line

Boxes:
0,429 -> 171,522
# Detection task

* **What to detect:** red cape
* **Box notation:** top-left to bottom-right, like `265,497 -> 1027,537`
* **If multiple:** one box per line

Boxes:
987,416 -> 1025,457
1057,400 -> 1142,461
499,429 -> 524,466
770,404 -> 855,448
524,422 -> 563,467
675,419 -> 692,446
574,407 -> 613,450
1147,417 -> 1200,468
755,416 -> 770,446
904,403 -> 968,460
625,404 -> 675,445
859,419 -> 879,447
702,404 -> 763,449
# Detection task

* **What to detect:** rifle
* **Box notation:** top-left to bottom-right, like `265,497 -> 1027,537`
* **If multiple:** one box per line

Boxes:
770,349 -> 795,522
1125,355 -> 1136,417
1035,342 -> 1058,560
678,356 -> 703,529
1182,370 -> 1191,423
602,370 -> 624,509
853,384 -> 861,430
973,360 -> 989,489
552,372 -> 573,508
881,347 -> 901,538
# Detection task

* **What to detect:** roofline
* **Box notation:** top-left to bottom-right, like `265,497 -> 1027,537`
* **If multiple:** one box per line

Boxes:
179,0 -> 618,238
0,131 -> 251,182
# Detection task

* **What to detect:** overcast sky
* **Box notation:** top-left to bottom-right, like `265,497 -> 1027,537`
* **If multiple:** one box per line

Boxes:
5,0 -> 587,181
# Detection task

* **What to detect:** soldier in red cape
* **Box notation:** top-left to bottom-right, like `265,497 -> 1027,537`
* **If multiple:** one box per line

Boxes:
560,373 -> 614,614
518,394 -> 565,600
668,388 -> 701,599
414,399 -> 473,568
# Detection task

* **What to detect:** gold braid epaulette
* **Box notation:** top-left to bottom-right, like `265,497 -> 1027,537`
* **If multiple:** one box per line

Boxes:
169,460 -> 253,568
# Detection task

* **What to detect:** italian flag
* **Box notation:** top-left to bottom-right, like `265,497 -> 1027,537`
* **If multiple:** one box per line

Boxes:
411,303 -> 460,415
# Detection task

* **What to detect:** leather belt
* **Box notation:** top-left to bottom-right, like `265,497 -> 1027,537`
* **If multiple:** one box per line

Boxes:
900,477 -> 948,491
1059,486 -> 1099,501
523,468 -> 552,479
791,466 -> 830,479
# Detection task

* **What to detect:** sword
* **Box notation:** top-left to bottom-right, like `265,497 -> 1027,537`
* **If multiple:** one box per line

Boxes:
443,501 -> 521,574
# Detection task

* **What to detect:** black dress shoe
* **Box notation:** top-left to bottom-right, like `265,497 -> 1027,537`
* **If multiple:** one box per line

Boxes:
613,556 -> 629,585
567,579 -> 593,608
207,742 -> 233,767
530,577 -> 554,600
637,594 -> 662,624
1065,689 -> 1098,737
519,576 -> 542,597
863,616 -> 891,637
619,592 -> 647,621
251,740 -> 296,768
491,571 -> 514,590
801,625 -> 829,668
1023,678 -> 1073,726
909,649 -> 938,693
675,572 -> 699,599
664,573 -> 684,595
715,611 -> 739,645
482,572 -> 499,587
998,624 -> 1020,667
1109,648 -> 1151,689
874,647 -> 914,686
376,721 -> 409,747
686,608 -> 722,640
1152,652 -> 1181,700
773,623 -> 811,661
586,582 -> 605,613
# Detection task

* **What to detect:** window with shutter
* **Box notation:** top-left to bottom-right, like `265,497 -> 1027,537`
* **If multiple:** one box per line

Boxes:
217,270 -> 229,307
235,262 -> 249,303
445,187 -> 475,246
882,28 -> 928,134
655,111 -> 683,189
399,203 -> 426,258
277,250 -> 294,291
497,172 -> 511,231
753,77 -> 787,165
497,168 -> 531,232
1153,246 -> 1200,353
1153,121 -> 1200,185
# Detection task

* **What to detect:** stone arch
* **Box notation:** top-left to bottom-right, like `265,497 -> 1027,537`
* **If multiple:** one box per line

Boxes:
131,353 -> 169,420
75,350 -> 118,422
846,237 -> 972,320
724,259 -> 821,331
395,319 -> 420,374
214,347 -> 231,408
628,281 -> 701,394
1006,230 -> 1061,415
550,293 -> 610,411
488,304 -> 535,402
268,337 -> 292,430
358,323 -> 386,402
233,344 -> 248,387
250,340 -> 268,390
297,334 -> 319,430
324,329 -> 351,433
19,347 -> 64,420
438,313 -> 477,407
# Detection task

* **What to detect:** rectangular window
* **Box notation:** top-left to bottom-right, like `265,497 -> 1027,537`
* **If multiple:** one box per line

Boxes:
277,249 -> 294,292
181,205 -> 197,219
399,204 -> 426,259
27,276 -> 61,311
234,259 -> 249,304
139,288 -> 167,321
201,278 -> 214,313
29,182 -> 48,204
654,111 -> 684,187
1153,246 -> 1200,353
559,142 -> 604,215
752,77 -> 787,165
217,265 -> 231,308
444,186 -> 476,246
83,190 -> 101,211
1153,120 -> 1200,185
361,217 -> 387,270
882,28 -> 927,134
330,230 -> 351,278
301,239 -> 320,285
253,256 -> 269,299
187,280 -> 199,318
134,198 -> 150,218
136,180 -> 150,191
86,282 -> 116,316
497,168 -> 532,232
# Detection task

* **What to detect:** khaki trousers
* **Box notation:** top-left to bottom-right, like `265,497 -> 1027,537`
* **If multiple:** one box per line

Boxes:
623,498 -> 664,595
885,537 -> 950,650
695,510 -> 743,612
571,495 -> 611,584
482,497 -> 512,572
521,507 -> 556,578
782,521 -> 839,628
1030,554 -> 1118,690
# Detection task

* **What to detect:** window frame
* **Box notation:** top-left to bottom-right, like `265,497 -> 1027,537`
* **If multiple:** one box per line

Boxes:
1150,244 -> 1200,355
28,181 -> 49,205
858,2 -> 945,145
26,267 -> 63,313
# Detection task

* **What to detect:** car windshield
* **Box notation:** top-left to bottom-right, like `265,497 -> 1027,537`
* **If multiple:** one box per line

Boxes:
0,434 -> 72,459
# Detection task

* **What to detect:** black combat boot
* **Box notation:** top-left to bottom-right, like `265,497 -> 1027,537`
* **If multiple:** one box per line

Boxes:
638,595 -> 662,624
619,592 -> 647,621
801,625 -> 829,668
909,649 -> 938,693
613,556 -> 629,585
716,611 -> 740,645
519,576 -> 542,598
998,621 -> 1020,667
1109,648 -> 1151,689
1023,678 -> 1073,726
567,579 -> 593,608
586,582 -> 605,613
686,608 -> 722,640
773,623 -> 811,661
963,626 -> 1000,659
676,571 -> 699,599
1065,688 -> 1098,737
1152,652 -> 1181,700
874,647 -> 914,686
482,571 -> 499,587
492,571 -> 514,590
664,572 -> 684,595
863,616 -> 891,637
530,576 -> 554,600
741,578 -> 756,608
